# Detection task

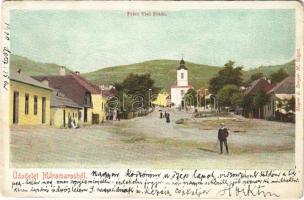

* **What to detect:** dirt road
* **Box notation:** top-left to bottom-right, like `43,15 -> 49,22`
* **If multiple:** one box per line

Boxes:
10,109 -> 295,169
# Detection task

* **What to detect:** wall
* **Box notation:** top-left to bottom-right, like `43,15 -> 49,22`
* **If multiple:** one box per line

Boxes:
79,108 -> 92,125
10,80 -> 52,126
91,94 -> 106,123
177,69 -> 188,86
51,107 -> 80,128
171,87 -> 190,108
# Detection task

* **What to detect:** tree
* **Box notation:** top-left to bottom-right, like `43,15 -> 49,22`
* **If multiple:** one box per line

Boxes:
231,92 -> 244,107
250,72 -> 264,82
243,94 -> 254,117
209,60 -> 244,94
253,90 -> 270,119
183,88 -> 197,107
270,68 -> 289,83
114,73 -> 160,113
285,96 -> 295,112
217,84 -> 242,109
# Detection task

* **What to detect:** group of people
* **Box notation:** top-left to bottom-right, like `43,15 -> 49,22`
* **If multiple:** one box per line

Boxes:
106,109 -> 121,121
159,110 -> 171,123
68,115 -> 78,129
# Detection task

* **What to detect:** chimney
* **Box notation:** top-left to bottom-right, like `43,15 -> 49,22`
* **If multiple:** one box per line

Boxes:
267,79 -> 271,84
59,66 -> 66,76
75,71 -> 80,76
100,85 -> 105,90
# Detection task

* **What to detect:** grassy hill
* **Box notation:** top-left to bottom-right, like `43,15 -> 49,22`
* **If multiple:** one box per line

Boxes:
10,54 -> 70,76
245,60 -> 295,80
10,54 -> 295,90
83,60 -> 221,90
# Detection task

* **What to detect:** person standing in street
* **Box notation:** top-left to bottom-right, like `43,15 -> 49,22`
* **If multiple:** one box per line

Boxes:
218,123 -> 229,154
166,112 -> 170,123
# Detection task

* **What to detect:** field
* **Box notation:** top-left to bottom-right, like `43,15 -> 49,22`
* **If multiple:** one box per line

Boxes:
10,110 -> 295,169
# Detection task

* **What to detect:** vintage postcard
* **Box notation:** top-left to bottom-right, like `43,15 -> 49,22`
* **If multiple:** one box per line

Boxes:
0,1 -> 303,199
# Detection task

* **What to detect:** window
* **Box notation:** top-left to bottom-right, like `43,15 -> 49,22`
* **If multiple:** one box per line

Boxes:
84,92 -> 91,106
181,90 -> 185,95
181,73 -> 184,79
25,94 -> 29,115
34,96 -> 38,115
102,102 -> 104,112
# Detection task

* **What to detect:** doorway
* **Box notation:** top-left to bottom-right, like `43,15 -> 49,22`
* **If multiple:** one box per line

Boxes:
13,91 -> 19,124
42,97 -> 46,124
63,109 -> 66,127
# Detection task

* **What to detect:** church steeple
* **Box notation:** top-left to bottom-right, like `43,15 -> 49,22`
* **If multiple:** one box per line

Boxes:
177,58 -> 188,70
176,58 -> 188,86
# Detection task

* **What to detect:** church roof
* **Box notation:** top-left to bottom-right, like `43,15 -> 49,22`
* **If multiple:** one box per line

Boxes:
177,58 -> 188,70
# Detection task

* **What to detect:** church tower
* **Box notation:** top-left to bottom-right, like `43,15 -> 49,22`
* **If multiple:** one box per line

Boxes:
176,58 -> 188,87
170,58 -> 192,108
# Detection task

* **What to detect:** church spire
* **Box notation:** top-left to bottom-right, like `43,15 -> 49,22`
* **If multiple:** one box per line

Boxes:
177,58 -> 187,70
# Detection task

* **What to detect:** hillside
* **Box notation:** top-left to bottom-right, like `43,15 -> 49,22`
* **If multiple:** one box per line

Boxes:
10,55 -> 295,90
245,60 -> 295,80
83,60 -> 221,90
10,54 -> 70,76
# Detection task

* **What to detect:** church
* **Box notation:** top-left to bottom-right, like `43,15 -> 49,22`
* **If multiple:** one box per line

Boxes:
170,58 -> 193,108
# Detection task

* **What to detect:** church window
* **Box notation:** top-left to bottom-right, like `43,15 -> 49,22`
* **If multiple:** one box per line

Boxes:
181,73 -> 184,79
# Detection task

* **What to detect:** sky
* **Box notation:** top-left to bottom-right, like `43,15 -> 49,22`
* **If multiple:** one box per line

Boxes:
11,9 -> 295,72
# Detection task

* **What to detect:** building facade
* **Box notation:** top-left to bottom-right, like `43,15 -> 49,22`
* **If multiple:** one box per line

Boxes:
33,68 -> 105,125
264,76 -> 295,120
50,91 -> 82,128
10,69 -> 53,126
152,91 -> 170,107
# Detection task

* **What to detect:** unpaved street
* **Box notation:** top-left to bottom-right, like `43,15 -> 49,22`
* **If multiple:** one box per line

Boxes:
10,109 -> 294,169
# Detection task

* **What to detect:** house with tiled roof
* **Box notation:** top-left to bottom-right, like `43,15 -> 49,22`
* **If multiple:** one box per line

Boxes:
243,77 -> 276,119
264,76 -> 295,120
10,69 -> 53,125
33,67 -> 106,125
50,91 -> 82,128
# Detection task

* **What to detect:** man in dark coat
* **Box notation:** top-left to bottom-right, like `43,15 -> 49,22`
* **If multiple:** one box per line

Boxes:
218,123 -> 229,154
166,112 -> 170,123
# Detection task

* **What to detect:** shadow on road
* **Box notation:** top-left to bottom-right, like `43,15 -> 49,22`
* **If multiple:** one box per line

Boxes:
197,147 -> 218,153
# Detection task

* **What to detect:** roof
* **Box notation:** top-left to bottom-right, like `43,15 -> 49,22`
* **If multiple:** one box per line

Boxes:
244,77 -> 275,95
69,73 -> 101,94
10,69 -> 53,91
51,92 -> 82,109
33,74 -> 100,107
101,87 -> 117,97
177,58 -> 188,70
268,76 -> 295,94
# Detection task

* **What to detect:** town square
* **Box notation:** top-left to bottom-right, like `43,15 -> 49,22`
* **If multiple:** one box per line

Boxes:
7,9 -> 296,169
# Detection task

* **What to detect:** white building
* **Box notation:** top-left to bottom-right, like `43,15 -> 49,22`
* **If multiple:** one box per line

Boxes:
170,58 -> 193,108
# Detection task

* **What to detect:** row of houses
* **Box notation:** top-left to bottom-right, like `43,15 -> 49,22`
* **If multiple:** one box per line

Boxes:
243,76 -> 295,121
10,67 -> 116,128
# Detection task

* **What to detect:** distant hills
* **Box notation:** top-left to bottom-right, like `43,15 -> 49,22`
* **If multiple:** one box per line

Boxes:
10,54 -> 71,76
10,54 -> 295,90
83,60 -> 222,90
